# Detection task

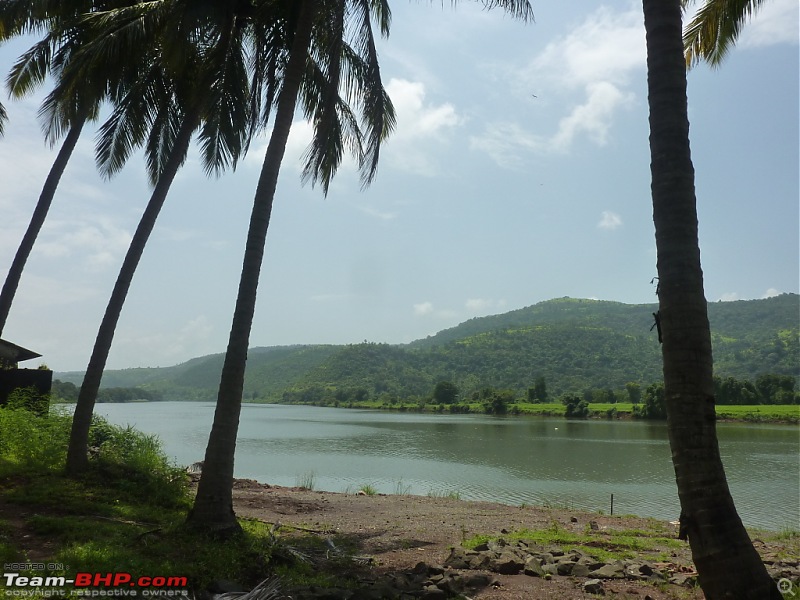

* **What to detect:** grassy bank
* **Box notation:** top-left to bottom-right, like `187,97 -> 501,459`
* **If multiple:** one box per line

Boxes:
0,405 -> 307,597
288,399 -> 800,423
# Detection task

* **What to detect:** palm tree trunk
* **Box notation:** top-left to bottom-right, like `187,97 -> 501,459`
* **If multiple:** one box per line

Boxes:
642,1 -> 779,598
186,0 -> 317,534
0,119 -> 85,337
65,109 -> 199,475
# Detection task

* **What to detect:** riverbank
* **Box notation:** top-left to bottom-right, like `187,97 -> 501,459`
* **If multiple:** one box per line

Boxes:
273,400 -> 800,424
223,477 -> 799,599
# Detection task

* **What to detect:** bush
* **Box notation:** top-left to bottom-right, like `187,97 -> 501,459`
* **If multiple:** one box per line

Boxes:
633,383 -> 667,420
0,405 -> 71,474
562,394 -> 589,418
0,406 -> 187,507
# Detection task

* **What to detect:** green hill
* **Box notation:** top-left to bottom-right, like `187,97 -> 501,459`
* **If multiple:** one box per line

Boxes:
56,294 -> 799,402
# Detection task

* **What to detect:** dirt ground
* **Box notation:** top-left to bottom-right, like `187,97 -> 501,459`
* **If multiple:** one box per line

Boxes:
229,478 -> 711,600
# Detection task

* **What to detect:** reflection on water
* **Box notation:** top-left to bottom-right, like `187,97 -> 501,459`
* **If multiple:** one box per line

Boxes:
94,402 -> 800,531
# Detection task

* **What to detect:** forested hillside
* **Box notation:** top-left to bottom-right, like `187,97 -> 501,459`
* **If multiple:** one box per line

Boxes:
55,294 -> 798,402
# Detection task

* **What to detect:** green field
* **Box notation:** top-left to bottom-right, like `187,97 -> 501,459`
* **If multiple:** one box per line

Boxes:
332,400 -> 798,422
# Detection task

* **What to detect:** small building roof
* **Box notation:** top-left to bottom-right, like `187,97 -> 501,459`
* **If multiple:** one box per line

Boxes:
0,339 -> 42,364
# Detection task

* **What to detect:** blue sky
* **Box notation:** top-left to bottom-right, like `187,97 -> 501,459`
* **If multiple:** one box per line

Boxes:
0,0 -> 797,372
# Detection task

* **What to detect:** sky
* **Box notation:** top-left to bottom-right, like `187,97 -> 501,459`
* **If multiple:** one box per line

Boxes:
0,0 -> 797,373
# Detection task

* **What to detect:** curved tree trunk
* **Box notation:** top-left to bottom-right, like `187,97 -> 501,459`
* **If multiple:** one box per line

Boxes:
0,120 -> 85,337
65,110 -> 199,475
642,1 -> 779,598
186,0 -> 317,535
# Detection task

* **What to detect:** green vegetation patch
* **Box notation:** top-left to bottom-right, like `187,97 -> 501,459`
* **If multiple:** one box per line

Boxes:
463,521 -> 683,563
0,406 -> 376,597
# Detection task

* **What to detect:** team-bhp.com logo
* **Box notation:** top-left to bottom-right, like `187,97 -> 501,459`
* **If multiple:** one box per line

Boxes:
3,569 -> 188,597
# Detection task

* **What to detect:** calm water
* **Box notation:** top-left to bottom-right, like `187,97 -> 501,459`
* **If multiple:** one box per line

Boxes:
93,402 -> 800,532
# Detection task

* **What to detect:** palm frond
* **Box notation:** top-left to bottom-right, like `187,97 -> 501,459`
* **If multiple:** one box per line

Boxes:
683,0 -> 766,68
6,35 -> 54,98
300,0 -> 347,195
0,100 -> 7,135
144,96 -> 187,185
348,0 -> 395,188
95,66 -> 166,179
197,20 -> 252,176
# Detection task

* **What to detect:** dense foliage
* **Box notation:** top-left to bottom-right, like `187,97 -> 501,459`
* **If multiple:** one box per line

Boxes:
55,295 -> 799,405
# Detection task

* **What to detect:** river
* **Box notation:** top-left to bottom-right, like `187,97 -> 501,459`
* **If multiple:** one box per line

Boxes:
93,402 -> 800,532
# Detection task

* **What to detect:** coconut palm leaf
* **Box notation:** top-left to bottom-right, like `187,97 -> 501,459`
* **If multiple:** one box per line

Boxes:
683,0 -> 767,67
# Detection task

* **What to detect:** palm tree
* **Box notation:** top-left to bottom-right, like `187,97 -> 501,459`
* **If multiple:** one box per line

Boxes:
641,0 -> 779,597
187,0 -> 534,534
186,0 -> 353,533
0,1 -> 106,336
61,0 -> 256,473
683,0 -> 768,67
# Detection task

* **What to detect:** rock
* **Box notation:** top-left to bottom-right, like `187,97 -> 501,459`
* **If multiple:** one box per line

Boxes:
443,547 -> 473,570
462,572 -> 494,590
536,552 -> 555,564
490,552 -> 525,575
420,585 -> 447,600
589,562 -> 626,579
556,561 -> 575,576
542,563 -> 560,576
523,557 -> 547,578
570,516 -> 578,523
583,579 -> 605,595
669,573 -> 699,587
571,563 -> 591,578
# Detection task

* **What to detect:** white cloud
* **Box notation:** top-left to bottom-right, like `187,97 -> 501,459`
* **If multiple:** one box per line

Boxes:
382,78 -> 462,176
551,82 -> 635,152
469,122 -> 546,169
244,79 -> 461,180
761,288 -> 780,298
472,5 -> 645,165
739,0 -> 799,48
720,292 -> 740,302
387,79 -> 461,141
413,301 -> 434,316
531,7 -> 645,90
598,211 -> 623,230
36,216 -> 133,271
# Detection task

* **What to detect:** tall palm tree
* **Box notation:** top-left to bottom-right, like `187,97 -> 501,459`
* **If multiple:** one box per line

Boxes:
641,0 -> 779,597
0,1 -> 107,336
683,0 -> 768,67
61,0 -> 256,473
187,0 -> 358,533
187,0 -> 534,535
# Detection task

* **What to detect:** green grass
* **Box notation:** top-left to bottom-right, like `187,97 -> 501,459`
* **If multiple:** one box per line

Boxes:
427,489 -> 461,500
715,404 -> 800,422
322,397 -> 798,423
462,520 -> 683,563
358,483 -> 378,496
295,470 -> 316,490
0,405 -> 340,597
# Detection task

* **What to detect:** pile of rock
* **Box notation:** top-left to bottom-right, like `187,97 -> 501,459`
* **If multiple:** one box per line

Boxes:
442,538 -> 697,595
